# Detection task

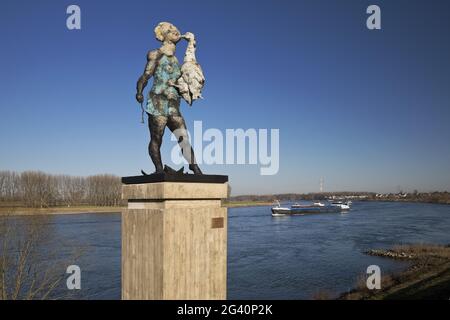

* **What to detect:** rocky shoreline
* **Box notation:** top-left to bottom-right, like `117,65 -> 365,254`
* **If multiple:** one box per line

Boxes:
365,249 -> 415,260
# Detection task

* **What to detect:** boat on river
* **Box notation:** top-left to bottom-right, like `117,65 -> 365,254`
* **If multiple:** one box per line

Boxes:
291,201 -> 325,208
330,201 -> 351,211
271,200 -> 351,216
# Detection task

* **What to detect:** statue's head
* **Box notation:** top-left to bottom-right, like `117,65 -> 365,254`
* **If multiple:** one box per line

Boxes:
154,22 -> 181,44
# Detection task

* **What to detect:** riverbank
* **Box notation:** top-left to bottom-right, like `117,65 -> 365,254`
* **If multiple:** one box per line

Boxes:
229,191 -> 450,205
0,200 -> 273,216
340,244 -> 450,300
0,205 -> 123,216
364,198 -> 450,205
223,201 -> 273,208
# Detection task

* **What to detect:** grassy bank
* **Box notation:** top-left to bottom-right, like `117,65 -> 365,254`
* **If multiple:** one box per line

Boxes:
223,201 -> 273,208
0,205 -> 124,216
340,244 -> 450,300
0,200 -> 273,215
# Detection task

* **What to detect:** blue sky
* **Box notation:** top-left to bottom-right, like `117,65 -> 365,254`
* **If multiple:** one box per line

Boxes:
0,0 -> 449,195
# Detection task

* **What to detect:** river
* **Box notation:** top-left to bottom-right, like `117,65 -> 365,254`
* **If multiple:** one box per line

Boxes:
3,201 -> 449,299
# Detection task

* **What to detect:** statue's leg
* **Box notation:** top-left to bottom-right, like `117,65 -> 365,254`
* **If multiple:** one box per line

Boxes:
148,115 -> 167,173
167,115 -> 203,175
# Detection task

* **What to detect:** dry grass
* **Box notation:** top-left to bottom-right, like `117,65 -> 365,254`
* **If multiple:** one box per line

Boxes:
391,244 -> 450,259
223,201 -> 273,208
340,244 -> 450,300
0,205 -> 123,216
311,290 -> 334,300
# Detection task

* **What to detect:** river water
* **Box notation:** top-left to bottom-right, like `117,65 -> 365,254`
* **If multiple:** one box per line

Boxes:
5,201 -> 450,299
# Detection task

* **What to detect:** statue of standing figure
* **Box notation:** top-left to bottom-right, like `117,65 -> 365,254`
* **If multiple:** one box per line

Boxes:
135,22 -> 205,175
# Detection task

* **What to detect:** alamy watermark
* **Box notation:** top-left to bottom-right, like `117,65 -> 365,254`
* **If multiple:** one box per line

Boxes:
366,265 -> 381,290
66,5 -> 81,30
170,121 -> 279,175
66,265 -> 81,290
65,4 -> 381,31
366,5 -> 381,30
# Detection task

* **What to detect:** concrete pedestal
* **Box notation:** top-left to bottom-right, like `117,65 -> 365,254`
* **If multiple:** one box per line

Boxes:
121,175 -> 228,300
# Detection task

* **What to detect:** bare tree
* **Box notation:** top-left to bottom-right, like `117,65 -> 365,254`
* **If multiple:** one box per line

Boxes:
0,171 -> 7,203
0,171 -> 21,203
67,176 -> 87,206
0,170 -> 123,208
86,174 -> 121,206
0,213 -> 83,300
20,171 -> 55,208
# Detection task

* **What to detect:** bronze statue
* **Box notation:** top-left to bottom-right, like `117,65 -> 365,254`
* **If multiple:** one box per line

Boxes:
136,22 -> 205,175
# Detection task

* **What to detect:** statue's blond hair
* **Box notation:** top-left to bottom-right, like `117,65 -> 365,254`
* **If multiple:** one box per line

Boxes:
154,22 -> 174,42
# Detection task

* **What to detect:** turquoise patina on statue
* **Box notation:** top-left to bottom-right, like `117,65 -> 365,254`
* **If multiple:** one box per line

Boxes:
146,54 -> 182,117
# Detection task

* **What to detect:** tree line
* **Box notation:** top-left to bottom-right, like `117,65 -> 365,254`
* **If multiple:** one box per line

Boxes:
0,171 -> 122,208
229,191 -> 450,205
229,192 -> 375,202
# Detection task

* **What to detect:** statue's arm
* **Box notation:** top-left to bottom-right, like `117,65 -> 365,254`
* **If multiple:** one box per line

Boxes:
135,50 -> 160,103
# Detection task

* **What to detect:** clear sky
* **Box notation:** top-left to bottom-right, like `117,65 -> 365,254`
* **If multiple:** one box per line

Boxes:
1,0 -> 449,195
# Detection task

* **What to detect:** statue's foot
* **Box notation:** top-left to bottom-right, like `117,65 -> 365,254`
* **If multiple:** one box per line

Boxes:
189,164 -> 203,175
164,165 -> 184,175
141,169 -> 164,176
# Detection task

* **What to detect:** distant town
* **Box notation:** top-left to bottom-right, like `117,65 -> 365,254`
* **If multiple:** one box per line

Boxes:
229,191 -> 450,205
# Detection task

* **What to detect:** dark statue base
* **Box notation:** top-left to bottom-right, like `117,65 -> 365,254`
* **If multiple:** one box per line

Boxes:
122,165 -> 228,184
